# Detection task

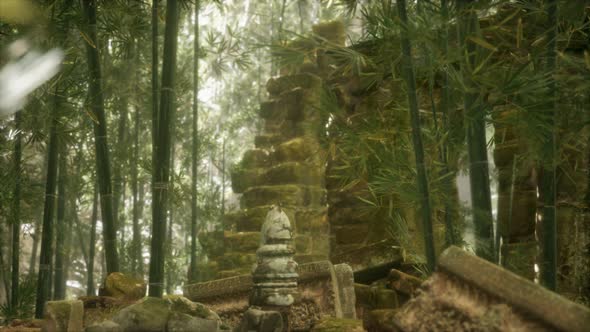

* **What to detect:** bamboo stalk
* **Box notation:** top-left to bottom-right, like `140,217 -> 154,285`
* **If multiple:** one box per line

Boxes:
397,0 -> 436,273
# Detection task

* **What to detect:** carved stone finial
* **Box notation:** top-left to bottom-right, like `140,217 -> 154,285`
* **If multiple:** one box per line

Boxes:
250,206 -> 298,307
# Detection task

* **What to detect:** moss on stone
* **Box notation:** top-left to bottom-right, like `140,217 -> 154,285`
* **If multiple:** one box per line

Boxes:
224,231 -> 260,252
312,21 -> 346,46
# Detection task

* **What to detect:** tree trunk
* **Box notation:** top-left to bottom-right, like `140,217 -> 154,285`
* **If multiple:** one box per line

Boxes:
82,0 -> 119,274
53,146 -> 67,300
29,152 -> 47,279
396,0 -> 436,273
131,103 -> 142,276
73,207 -> 88,269
438,0 -> 459,247
10,111 -> 22,310
149,0 -> 179,298
457,1 -> 494,261
540,0 -> 558,291
189,0 -> 200,282
221,138 -> 226,217
35,91 -> 60,318
152,0 -> 159,149
87,182 -> 98,296
113,100 -> 128,238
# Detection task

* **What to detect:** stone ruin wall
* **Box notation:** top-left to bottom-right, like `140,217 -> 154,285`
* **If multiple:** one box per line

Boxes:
197,22 -> 444,282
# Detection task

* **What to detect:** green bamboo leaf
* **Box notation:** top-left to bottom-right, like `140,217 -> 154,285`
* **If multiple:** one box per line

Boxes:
467,36 -> 498,52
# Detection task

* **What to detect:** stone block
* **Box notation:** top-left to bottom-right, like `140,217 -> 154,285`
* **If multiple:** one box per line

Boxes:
240,185 -> 326,209
333,264 -> 357,319
266,73 -> 322,96
231,167 -> 264,194
294,234 -> 312,253
112,297 -> 170,332
101,272 -> 146,301
241,149 -> 269,169
329,207 -> 368,226
311,232 -> 331,257
43,300 -> 83,332
259,101 -> 282,120
332,239 -> 404,280
263,162 -> 323,187
264,119 -> 298,137
333,224 -> 369,245
218,253 -> 257,270
273,137 -> 323,164
224,232 -> 260,252
225,207 -> 269,232
198,231 -> 225,258
312,21 -> 346,46
297,208 -> 329,231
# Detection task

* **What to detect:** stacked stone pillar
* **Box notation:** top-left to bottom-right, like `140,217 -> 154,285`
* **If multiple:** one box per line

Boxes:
219,73 -> 329,279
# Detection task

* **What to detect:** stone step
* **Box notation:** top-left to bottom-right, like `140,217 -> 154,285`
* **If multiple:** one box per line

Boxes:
240,184 -> 326,209
224,231 -> 260,253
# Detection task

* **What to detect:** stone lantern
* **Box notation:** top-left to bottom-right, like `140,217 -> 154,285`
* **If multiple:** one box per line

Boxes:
250,205 -> 299,307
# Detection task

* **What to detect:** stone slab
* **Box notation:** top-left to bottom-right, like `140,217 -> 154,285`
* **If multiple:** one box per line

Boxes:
435,246 -> 590,332
43,300 -> 84,332
331,239 -> 404,284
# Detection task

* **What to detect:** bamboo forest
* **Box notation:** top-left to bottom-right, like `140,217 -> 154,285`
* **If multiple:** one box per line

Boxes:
0,0 -> 589,331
